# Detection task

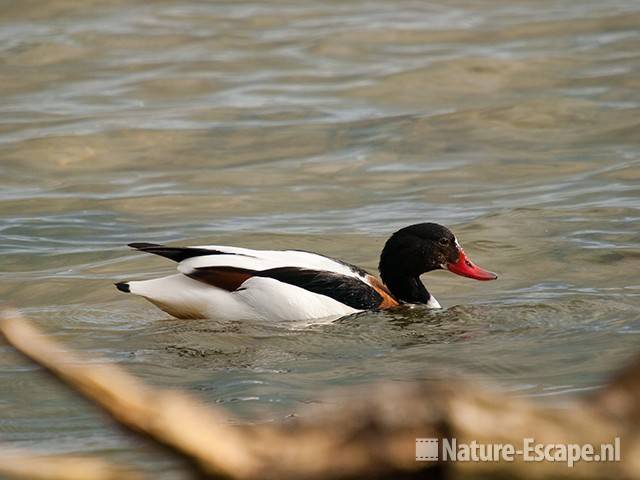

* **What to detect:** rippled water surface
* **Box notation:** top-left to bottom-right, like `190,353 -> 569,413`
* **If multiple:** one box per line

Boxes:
1,0 -> 639,476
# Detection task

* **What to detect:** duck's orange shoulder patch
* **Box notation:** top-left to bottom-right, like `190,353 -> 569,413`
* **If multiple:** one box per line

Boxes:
188,266 -> 254,292
366,275 -> 400,309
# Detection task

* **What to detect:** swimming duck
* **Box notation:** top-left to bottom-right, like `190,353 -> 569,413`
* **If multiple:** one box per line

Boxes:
115,222 -> 497,321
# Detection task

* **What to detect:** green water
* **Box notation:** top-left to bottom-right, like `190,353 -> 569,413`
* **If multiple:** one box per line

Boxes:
1,1 -> 639,477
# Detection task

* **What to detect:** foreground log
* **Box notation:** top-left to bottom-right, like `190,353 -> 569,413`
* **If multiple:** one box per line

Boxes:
0,310 -> 638,479
0,448 -> 144,480
0,311 -> 256,479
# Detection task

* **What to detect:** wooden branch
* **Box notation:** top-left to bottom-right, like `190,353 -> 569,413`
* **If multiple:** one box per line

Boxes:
0,449 -> 144,480
1,309 -> 639,480
588,352 -> 640,424
247,380 -> 632,480
0,310 -> 260,479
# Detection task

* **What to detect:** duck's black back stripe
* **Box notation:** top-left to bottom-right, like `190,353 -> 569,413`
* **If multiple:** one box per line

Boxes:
262,267 -> 383,310
187,265 -> 383,310
128,243 -> 249,263
290,249 -> 370,278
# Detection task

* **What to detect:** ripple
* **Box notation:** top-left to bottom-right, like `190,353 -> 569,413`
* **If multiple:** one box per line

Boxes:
1,0 -> 640,473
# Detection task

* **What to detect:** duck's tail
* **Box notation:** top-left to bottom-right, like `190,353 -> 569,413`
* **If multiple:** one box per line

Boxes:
113,274 -> 228,319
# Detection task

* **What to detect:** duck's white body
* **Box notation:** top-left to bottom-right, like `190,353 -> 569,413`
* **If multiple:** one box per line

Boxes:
117,223 -> 499,322
120,245 -> 398,322
129,273 -> 361,322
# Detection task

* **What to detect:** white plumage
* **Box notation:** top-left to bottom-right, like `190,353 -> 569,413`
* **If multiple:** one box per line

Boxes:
177,246 -> 363,279
125,246 -> 366,322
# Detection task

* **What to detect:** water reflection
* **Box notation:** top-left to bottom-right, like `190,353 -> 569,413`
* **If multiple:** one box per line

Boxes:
0,0 -> 639,476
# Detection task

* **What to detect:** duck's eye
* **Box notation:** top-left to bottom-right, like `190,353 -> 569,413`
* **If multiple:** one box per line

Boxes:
438,238 -> 448,246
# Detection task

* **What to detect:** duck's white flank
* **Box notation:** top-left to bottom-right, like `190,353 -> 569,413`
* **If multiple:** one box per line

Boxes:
126,246 -> 368,321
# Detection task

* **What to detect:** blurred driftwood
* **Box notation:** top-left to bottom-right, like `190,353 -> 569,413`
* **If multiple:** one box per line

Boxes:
0,311 -> 256,479
0,449 -> 144,480
0,310 -> 638,480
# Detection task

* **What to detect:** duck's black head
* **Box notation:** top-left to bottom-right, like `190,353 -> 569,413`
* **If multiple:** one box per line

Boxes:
379,223 -> 497,304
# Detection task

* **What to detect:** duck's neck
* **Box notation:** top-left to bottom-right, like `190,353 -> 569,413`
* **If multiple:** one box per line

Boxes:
380,271 -> 432,304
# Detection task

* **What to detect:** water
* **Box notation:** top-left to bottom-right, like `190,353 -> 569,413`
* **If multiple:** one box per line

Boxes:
1,0 -> 639,476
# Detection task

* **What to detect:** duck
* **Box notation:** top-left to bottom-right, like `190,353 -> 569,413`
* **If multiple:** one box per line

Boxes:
115,222 -> 497,321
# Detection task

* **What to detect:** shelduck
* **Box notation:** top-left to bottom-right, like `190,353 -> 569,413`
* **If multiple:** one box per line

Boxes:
115,223 -> 497,321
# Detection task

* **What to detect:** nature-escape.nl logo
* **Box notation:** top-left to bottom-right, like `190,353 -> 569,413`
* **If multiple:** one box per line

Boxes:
415,437 -> 620,467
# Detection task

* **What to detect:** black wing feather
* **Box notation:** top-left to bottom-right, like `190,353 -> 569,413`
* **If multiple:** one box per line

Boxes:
128,243 -> 231,262
187,265 -> 383,310
262,267 -> 383,310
